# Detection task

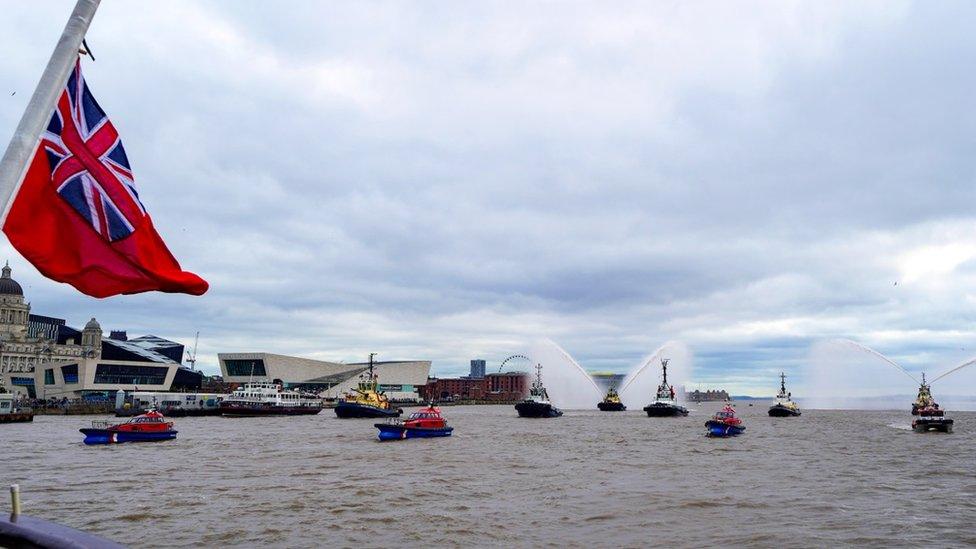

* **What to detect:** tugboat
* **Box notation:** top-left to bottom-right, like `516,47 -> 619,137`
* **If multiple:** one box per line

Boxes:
335,353 -> 403,419
767,372 -> 801,417
0,380 -> 33,424
219,379 -> 323,417
705,402 -> 745,437
515,364 -> 563,418
80,409 -> 177,445
643,359 -> 689,417
375,402 -> 454,441
597,386 -> 626,411
911,374 -> 953,433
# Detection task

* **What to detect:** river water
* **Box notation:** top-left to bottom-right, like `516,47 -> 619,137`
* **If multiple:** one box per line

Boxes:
3,403 -> 975,548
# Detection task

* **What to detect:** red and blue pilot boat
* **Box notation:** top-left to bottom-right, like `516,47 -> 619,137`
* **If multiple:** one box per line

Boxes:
705,402 -> 745,437
375,403 -> 453,441
80,409 -> 177,445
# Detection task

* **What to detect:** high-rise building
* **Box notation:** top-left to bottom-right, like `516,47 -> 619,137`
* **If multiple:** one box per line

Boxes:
469,359 -> 486,379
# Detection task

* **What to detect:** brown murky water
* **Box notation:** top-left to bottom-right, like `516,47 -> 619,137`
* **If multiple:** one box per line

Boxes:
3,403 -> 975,548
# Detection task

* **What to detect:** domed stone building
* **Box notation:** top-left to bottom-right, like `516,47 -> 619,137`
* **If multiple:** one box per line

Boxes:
0,264 -> 202,398
0,263 -> 90,396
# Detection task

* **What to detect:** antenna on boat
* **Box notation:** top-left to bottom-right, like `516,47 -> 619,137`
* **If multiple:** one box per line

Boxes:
185,331 -> 199,371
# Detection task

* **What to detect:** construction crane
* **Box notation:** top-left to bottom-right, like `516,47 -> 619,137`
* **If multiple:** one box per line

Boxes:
185,331 -> 199,371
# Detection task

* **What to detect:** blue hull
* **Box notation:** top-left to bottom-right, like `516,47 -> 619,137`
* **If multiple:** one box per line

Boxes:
375,424 -> 453,441
79,428 -> 178,445
705,421 -> 745,437
335,402 -> 402,419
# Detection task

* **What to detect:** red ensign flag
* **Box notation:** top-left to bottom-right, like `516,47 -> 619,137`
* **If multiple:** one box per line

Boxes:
2,60 -> 207,298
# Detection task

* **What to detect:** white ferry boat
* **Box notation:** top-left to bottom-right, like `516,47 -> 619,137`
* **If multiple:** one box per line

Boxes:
218,380 -> 323,417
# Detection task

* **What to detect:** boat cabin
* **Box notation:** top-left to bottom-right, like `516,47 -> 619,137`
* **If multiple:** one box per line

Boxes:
0,392 -> 15,415
404,406 -> 447,428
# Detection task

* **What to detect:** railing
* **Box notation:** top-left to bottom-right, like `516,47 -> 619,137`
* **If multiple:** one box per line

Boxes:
89,420 -> 113,429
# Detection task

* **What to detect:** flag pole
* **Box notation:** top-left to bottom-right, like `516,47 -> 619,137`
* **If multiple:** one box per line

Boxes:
0,0 -> 101,222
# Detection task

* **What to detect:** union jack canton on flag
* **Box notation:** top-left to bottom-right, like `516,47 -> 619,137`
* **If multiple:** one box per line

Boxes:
42,63 -> 144,242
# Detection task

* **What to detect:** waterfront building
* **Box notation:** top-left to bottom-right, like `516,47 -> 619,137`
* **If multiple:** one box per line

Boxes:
469,359 -> 486,379
0,265 -> 101,396
217,352 -> 431,402
686,389 -> 730,402
0,264 -> 201,398
420,372 -> 528,402
33,326 -> 202,399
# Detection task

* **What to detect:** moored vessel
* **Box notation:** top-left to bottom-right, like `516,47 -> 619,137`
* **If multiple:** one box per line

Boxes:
335,353 -> 403,418
515,364 -> 563,418
219,379 -> 323,417
375,403 -> 453,441
597,387 -> 626,411
911,374 -> 953,433
643,359 -> 688,417
80,409 -> 177,445
767,372 -> 801,417
0,380 -> 33,423
705,402 -> 745,437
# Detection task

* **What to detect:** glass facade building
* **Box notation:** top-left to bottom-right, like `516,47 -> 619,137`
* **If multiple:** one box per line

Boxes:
93,364 -> 168,385
224,359 -> 267,377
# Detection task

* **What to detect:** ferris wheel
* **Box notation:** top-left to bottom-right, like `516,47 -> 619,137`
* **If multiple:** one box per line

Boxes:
498,354 -> 534,373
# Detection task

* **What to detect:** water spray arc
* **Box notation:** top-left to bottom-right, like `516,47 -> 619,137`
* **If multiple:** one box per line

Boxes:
618,341 -> 677,394
930,357 -> 976,384
617,341 -> 691,410
522,340 -> 604,409
838,338 -> 976,386
837,339 -> 919,384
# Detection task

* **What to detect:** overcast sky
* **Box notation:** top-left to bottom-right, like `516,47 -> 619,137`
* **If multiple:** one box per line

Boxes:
3,1 -> 976,394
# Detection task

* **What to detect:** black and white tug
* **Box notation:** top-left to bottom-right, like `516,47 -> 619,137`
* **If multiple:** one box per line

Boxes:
515,364 -> 563,418
643,359 -> 688,417
767,372 -> 801,417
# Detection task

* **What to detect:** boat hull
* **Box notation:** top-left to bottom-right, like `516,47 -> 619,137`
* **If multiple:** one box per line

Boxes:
597,401 -> 626,412
0,412 -> 34,423
219,402 -> 323,417
515,401 -> 563,418
643,403 -> 689,417
768,404 -> 801,417
374,424 -> 454,441
79,428 -> 178,445
334,401 -> 403,419
705,420 -> 745,437
912,418 -> 953,433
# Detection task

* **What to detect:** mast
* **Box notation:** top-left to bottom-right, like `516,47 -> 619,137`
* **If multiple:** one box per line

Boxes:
661,358 -> 669,386
369,352 -> 376,379
0,0 -> 101,219
780,372 -> 786,394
